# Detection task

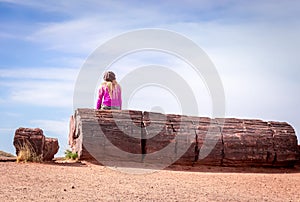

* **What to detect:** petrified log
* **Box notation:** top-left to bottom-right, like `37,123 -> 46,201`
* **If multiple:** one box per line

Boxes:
297,145 -> 300,165
69,108 -> 299,167
43,137 -> 59,161
14,128 -> 45,158
13,128 -> 59,161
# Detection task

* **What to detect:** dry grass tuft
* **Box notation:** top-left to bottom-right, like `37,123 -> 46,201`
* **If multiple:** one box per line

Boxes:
16,141 -> 42,163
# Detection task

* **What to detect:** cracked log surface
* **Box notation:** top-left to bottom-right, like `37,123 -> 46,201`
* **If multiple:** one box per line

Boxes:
69,108 -> 299,167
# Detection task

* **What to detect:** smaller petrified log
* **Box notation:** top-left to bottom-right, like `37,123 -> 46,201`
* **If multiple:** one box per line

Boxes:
43,137 -> 59,161
296,145 -> 300,166
13,128 -> 59,161
14,128 -> 45,158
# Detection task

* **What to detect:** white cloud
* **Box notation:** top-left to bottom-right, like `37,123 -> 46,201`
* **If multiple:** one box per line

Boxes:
27,17 -> 125,53
0,67 -> 79,81
29,119 -> 69,136
10,81 -> 73,107
0,67 -> 79,107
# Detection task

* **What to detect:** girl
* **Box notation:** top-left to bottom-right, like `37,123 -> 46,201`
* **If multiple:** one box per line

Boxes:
96,71 -> 122,110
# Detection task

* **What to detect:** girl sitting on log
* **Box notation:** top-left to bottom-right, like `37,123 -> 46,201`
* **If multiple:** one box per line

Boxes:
96,71 -> 122,110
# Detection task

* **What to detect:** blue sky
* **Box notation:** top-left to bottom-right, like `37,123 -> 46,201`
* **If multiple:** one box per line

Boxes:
0,0 -> 299,156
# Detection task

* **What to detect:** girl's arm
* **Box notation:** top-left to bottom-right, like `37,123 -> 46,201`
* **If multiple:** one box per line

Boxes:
96,85 -> 104,109
119,85 -> 122,110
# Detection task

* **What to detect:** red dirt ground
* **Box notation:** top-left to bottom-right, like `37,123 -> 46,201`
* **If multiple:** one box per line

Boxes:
0,161 -> 299,201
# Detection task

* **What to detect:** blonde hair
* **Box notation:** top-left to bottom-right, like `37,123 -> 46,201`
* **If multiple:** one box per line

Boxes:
103,80 -> 120,99
102,71 -> 121,99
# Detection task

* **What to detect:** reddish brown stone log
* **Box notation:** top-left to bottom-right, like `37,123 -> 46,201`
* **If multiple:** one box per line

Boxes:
43,137 -> 59,161
14,128 -> 45,158
297,145 -> 300,165
13,128 -> 59,161
70,108 -> 300,168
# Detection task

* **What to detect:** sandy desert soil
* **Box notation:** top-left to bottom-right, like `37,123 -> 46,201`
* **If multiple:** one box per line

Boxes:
0,161 -> 299,202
